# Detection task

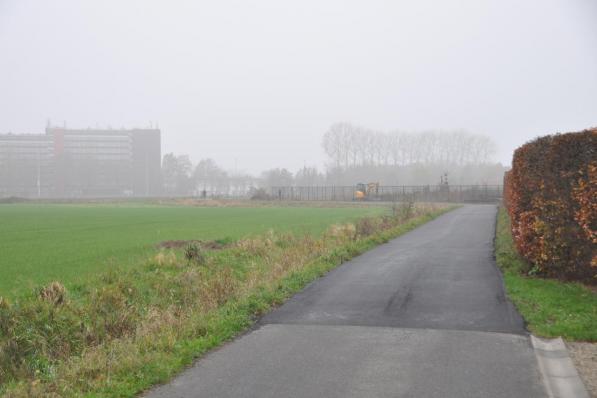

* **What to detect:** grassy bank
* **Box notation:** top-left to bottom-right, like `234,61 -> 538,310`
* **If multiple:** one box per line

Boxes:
0,204 -> 452,397
495,207 -> 597,341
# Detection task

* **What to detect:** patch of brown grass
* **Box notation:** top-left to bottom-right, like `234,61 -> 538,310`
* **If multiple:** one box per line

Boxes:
325,223 -> 357,241
38,282 -> 66,306
153,250 -> 179,267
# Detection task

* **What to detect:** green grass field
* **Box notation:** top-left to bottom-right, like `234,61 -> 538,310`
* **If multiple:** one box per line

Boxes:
0,203 -> 383,297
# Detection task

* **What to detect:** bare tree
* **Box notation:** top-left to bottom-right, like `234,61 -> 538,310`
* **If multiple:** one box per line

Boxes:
261,168 -> 294,187
295,166 -> 324,186
162,153 -> 193,196
193,158 -> 229,195
320,123 -> 501,185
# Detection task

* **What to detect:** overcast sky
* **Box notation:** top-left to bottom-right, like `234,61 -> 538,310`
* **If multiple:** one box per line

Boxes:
1,0 -> 595,174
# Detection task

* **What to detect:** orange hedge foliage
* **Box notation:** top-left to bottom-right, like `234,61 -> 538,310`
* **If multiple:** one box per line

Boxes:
504,128 -> 596,282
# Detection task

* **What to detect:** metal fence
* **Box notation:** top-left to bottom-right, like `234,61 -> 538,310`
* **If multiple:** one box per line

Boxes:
269,185 -> 503,203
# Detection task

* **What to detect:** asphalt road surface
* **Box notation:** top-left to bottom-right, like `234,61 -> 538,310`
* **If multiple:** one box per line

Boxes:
147,205 -> 546,398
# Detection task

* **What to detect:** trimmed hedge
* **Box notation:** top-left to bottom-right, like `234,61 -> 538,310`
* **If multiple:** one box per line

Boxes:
504,128 -> 596,283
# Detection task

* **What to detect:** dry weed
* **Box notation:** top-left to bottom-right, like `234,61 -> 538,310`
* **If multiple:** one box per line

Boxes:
355,217 -> 378,237
326,223 -> 356,241
87,285 -> 139,341
184,243 -> 206,265
235,236 -> 274,257
38,282 -> 66,306
0,296 -> 9,310
199,267 -> 238,310
153,250 -> 178,267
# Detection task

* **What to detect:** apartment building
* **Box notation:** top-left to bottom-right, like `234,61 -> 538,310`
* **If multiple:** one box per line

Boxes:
0,126 -> 161,198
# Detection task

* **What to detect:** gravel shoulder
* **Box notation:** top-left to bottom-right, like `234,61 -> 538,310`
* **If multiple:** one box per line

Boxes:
568,342 -> 597,398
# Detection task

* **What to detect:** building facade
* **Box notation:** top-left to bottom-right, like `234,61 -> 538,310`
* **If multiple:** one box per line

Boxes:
0,133 -> 54,197
0,127 -> 161,198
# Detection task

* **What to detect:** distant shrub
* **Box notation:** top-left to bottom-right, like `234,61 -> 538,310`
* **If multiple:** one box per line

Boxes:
250,188 -> 271,200
504,128 -> 596,282
184,243 -> 206,265
0,196 -> 28,204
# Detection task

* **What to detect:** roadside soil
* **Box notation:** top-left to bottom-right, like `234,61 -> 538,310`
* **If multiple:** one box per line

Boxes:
568,342 -> 597,397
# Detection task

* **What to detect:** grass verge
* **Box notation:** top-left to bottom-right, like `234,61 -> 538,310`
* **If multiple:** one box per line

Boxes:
1,203 -> 453,397
495,206 -> 597,341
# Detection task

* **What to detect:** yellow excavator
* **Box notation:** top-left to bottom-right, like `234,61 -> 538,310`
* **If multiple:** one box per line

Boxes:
355,182 -> 379,200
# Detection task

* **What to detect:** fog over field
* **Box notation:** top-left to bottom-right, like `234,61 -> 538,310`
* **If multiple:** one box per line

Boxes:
0,0 -> 596,178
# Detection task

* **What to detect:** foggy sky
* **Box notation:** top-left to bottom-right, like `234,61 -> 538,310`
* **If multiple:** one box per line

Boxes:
1,0 -> 596,174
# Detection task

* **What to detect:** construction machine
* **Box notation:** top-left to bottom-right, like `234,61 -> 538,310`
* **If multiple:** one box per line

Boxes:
355,182 -> 379,200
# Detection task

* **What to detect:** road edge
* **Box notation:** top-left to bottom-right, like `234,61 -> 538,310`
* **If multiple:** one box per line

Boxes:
531,335 -> 590,398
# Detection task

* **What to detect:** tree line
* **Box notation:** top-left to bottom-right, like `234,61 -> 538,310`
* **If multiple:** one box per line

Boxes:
161,155 -> 327,196
162,123 -> 506,196
323,122 -> 496,169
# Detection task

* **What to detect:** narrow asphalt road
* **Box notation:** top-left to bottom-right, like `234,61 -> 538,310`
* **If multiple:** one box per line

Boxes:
147,205 -> 546,398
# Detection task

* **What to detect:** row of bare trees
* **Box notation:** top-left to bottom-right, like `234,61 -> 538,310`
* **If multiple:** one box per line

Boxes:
161,123 -> 504,196
161,153 -> 333,197
261,167 -> 326,187
161,155 -> 328,197
322,123 -> 497,169
162,154 -> 257,197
